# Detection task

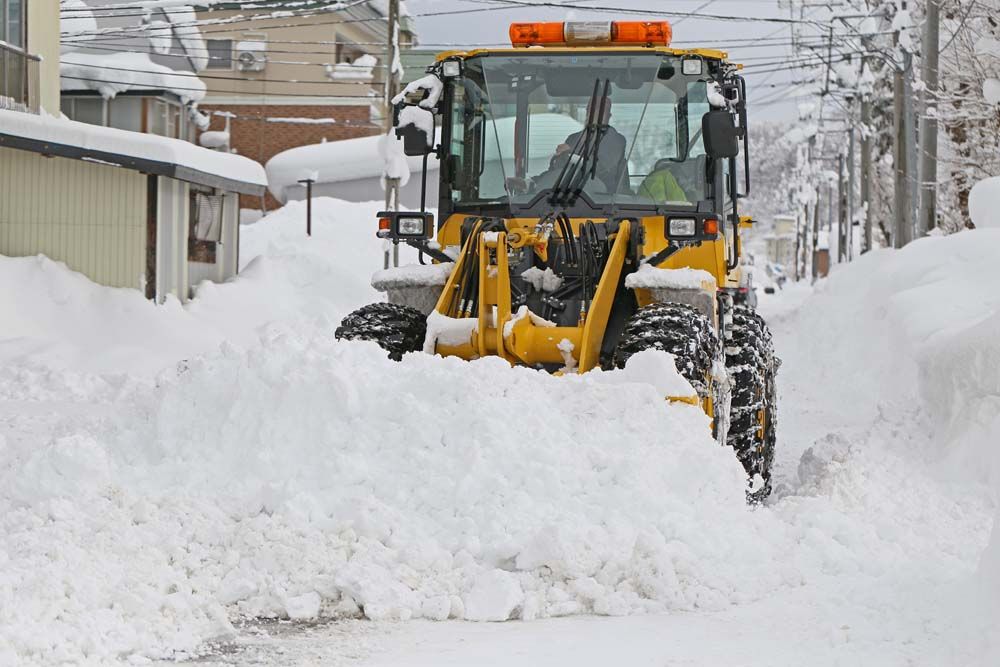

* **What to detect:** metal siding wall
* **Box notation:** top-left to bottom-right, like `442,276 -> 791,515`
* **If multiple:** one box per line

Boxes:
0,147 -> 146,288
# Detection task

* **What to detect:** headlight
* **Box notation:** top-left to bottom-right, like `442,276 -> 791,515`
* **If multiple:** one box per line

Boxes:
669,218 -> 697,236
397,217 -> 426,236
442,60 -> 461,77
682,59 -> 703,76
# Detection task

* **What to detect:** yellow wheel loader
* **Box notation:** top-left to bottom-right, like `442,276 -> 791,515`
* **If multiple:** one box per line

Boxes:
336,20 -> 779,500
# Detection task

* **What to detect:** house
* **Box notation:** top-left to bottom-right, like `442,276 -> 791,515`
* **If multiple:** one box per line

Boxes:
764,214 -> 798,269
59,0 -> 212,142
0,0 -> 266,303
191,0 -> 418,211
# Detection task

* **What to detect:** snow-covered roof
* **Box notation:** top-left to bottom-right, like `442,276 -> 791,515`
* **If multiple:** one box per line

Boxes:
265,132 -> 441,203
0,109 -> 266,194
61,52 -> 207,103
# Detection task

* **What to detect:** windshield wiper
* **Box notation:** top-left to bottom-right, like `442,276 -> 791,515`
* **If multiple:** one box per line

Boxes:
564,81 -> 612,206
547,79 -> 610,208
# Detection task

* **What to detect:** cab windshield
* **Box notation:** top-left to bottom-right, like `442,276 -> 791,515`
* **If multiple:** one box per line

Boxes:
447,53 -> 714,214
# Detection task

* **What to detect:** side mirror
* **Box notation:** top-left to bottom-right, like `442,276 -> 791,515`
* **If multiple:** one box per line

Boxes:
702,110 -> 740,159
393,103 -> 435,157
764,286 -> 776,295
396,124 -> 431,157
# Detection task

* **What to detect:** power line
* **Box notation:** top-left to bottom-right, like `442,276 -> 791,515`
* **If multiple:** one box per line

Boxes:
58,73 -> 381,98
60,57 -> 386,86
62,3 -> 519,41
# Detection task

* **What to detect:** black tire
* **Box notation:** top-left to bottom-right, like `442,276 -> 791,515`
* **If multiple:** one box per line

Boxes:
613,302 -> 721,397
335,303 -> 427,361
725,305 -> 779,502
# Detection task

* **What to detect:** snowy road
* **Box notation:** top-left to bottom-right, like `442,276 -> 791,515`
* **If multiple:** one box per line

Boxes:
3,203 -> 997,665
174,277 -> 997,667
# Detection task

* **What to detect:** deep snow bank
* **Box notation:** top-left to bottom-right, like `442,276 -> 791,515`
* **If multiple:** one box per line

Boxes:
189,198 -> 414,349
771,229 -> 1000,603
780,229 -> 1000,489
0,198 -> 400,374
1,338 -> 765,661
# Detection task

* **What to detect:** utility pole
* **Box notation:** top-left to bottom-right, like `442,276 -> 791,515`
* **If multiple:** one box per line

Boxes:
847,123 -> 856,260
892,8 -> 911,249
838,153 -> 846,262
918,0 -> 941,235
860,95 -> 872,252
383,0 -> 401,268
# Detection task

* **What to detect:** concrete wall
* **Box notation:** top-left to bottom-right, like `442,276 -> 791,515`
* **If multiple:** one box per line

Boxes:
26,0 -> 61,115
0,146 -> 146,287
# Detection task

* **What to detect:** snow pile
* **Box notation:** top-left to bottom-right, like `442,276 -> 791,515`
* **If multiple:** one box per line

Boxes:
397,105 -> 435,143
327,54 -> 378,82
392,74 -> 444,108
625,264 -> 717,290
783,231 -> 1000,486
0,199 -> 394,374
521,266 -> 563,292
969,176 -> 1000,228
189,198 -> 415,349
198,130 -> 230,149
3,199 -> 1000,662
1,337 -> 766,660
0,254 -> 222,375
371,262 -> 453,289
266,134 -> 441,203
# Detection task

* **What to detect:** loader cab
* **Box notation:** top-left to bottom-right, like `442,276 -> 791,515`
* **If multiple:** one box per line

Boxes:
423,28 -> 748,228
439,51 -> 724,219
388,19 -> 751,276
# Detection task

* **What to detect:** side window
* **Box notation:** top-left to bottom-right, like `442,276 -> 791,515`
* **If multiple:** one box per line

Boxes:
2,0 -> 24,48
206,39 -> 233,70
448,82 -> 466,202
189,187 -> 224,263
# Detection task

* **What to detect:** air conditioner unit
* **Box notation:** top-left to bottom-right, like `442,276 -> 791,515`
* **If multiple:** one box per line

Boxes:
236,40 -> 267,72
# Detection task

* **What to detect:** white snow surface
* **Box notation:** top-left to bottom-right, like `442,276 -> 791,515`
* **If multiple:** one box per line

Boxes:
371,262 -> 453,289
625,264 -> 717,290
266,133 -> 441,203
985,78 -> 1000,106
521,266 -> 564,292
198,130 -> 230,149
397,105 -> 435,144
391,74 -> 444,109
0,109 -> 265,188
969,176 -> 1000,228
1,197 -> 999,664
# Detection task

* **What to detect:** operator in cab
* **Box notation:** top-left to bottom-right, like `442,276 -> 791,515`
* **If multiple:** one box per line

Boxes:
506,93 -> 630,196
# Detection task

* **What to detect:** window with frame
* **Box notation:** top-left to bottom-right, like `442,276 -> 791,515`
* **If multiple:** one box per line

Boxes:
334,34 -> 365,64
206,39 -> 232,69
189,187 -> 224,263
1,0 -> 24,48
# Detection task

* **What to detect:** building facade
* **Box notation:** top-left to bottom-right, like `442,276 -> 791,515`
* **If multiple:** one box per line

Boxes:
192,1 -> 417,211
0,0 -> 266,303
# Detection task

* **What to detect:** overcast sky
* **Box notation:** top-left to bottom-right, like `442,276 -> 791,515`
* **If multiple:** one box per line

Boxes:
406,0 -> 811,122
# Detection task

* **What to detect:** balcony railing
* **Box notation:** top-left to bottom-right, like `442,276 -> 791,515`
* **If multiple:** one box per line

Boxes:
0,43 -> 40,113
